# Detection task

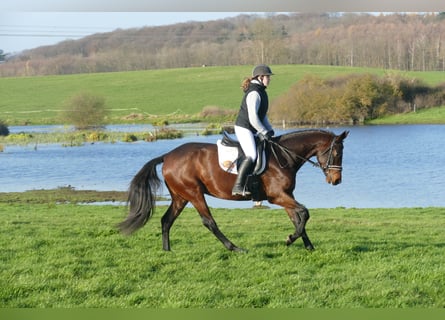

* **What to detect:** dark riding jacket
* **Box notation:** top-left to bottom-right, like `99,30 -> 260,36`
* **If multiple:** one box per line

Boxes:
235,82 -> 269,134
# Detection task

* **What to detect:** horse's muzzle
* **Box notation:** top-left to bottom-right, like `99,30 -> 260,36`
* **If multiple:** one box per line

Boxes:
326,169 -> 342,185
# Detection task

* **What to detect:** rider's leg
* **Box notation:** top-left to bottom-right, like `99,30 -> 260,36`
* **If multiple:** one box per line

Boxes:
232,126 -> 257,196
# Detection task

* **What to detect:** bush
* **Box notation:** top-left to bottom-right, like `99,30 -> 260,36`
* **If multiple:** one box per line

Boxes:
270,75 -> 347,125
60,92 -> 109,130
154,128 -> 183,140
270,73 -> 445,125
122,133 -> 138,142
0,120 -> 9,136
87,131 -> 109,142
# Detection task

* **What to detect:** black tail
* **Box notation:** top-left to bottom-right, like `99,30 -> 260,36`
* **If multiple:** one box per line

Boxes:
118,155 -> 164,235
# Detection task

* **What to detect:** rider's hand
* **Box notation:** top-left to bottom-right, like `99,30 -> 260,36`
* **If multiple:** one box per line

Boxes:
259,131 -> 273,142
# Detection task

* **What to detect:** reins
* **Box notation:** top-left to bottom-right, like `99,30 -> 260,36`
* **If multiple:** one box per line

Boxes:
269,140 -> 319,169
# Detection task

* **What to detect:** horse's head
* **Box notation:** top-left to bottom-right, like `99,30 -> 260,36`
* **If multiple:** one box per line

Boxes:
316,130 -> 349,185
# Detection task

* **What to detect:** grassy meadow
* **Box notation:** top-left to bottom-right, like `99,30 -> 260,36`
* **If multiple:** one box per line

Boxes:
367,105 -> 445,124
1,65 -> 445,125
1,202 -> 444,308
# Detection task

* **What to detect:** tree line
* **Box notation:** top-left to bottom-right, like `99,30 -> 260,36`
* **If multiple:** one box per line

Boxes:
2,13 -> 445,77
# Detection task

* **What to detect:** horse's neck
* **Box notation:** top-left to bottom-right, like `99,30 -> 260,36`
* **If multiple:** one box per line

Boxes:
280,131 -> 329,156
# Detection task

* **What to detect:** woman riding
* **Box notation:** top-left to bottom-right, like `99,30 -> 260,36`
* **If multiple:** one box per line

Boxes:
232,64 -> 275,196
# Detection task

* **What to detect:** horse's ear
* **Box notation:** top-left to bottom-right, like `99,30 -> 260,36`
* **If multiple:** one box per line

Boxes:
336,130 -> 349,142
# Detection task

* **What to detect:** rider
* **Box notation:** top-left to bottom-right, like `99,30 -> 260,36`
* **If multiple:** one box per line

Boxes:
232,64 -> 275,196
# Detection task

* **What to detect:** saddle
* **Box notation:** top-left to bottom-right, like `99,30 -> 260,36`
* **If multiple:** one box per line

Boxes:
216,132 -> 267,200
218,131 -> 267,175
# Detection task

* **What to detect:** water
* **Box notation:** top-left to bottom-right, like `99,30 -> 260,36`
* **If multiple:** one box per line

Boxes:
1,125 -> 444,208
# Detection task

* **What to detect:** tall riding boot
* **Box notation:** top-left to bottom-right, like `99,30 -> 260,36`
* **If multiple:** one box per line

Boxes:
232,157 -> 254,196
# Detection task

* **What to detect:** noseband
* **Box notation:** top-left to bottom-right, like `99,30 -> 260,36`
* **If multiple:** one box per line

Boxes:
269,136 -> 342,174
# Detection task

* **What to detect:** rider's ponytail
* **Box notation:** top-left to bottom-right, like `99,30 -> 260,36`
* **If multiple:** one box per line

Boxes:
241,77 -> 254,92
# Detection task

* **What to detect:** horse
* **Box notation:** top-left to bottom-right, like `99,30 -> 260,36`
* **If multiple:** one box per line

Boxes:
118,129 -> 349,252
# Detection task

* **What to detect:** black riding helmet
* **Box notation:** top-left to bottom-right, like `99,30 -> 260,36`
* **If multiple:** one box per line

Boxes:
252,64 -> 274,78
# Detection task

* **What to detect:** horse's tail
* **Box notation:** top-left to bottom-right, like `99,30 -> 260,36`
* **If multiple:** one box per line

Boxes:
118,155 -> 164,235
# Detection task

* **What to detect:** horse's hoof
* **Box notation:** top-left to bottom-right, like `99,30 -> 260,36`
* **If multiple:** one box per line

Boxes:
286,234 -> 294,246
232,246 -> 248,253
306,245 -> 315,251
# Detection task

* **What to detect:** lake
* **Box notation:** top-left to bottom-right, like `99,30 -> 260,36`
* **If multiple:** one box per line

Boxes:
1,124 -> 444,209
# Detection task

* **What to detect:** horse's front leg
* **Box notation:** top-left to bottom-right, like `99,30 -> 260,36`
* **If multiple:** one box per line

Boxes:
285,205 -> 314,250
300,229 -> 314,251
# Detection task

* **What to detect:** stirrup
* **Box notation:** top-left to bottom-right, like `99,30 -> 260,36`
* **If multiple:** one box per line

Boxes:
232,186 -> 251,196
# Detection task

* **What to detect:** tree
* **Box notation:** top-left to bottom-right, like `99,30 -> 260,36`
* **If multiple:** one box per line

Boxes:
0,119 -> 9,136
60,92 -> 109,130
250,18 -> 286,64
0,50 -> 6,63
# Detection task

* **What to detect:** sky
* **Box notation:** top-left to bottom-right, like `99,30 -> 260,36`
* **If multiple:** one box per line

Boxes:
0,12 -> 254,53
0,1 -> 440,54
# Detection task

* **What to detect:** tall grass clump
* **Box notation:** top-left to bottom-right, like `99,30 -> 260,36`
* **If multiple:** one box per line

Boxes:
152,128 -> 183,140
123,133 -> 138,142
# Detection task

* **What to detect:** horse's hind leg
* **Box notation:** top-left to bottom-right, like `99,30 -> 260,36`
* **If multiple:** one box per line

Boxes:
161,195 -> 188,251
191,196 -> 245,252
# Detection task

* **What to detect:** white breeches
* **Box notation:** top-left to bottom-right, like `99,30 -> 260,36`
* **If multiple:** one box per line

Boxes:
234,125 -> 257,161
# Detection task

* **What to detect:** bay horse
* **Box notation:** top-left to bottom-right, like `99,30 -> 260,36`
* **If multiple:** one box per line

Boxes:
118,129 -> 349,252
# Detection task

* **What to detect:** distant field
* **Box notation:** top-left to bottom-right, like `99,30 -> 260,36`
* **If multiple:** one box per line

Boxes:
367,105 -> 445,124
1,65 -> 444,125
0,203 -> 444,307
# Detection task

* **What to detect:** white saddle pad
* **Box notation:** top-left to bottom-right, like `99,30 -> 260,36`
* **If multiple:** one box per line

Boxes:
216,139 -> 239,174
216,139 -> 266,175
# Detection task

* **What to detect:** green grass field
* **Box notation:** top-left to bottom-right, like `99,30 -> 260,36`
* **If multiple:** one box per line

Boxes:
1,65 -> 444,125
368,105 -> 445,124
1,203 -> 444,308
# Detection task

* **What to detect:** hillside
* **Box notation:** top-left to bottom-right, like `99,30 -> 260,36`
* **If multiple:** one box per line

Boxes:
2,12 -> 445,77
0,65 -> 444,126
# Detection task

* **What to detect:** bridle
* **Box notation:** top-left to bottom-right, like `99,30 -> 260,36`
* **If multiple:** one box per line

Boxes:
319,138 -> 343,172
269,137 -> 342,174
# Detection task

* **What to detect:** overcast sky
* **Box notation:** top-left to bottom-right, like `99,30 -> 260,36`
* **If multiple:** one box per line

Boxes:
0,12 -> 255,53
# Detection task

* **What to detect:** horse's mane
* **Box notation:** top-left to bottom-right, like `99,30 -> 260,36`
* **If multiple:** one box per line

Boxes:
278,129 -> 335,143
